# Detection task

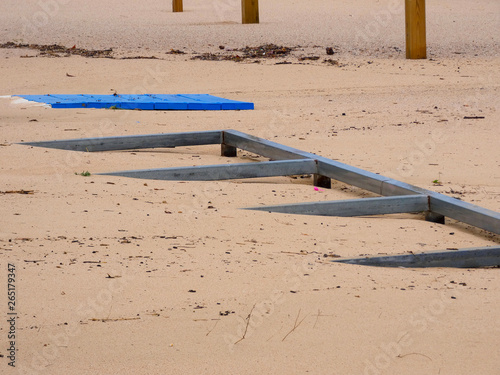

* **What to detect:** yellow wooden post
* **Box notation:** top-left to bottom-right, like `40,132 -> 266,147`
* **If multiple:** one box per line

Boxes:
241,0 -> 259,24
173,0 -> 183,13
405,0 -> 426,59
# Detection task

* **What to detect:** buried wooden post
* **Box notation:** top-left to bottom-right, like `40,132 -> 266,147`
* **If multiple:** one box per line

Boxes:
221,143 -> 237,157
313,174 -> 332,189
173,0 -> 183,12
425,211 -> 445,224
242,0 -> 259,24
405,0 -> 426,59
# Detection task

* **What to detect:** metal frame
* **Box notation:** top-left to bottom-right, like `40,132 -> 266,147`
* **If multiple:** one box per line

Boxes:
21,130 -> 500,267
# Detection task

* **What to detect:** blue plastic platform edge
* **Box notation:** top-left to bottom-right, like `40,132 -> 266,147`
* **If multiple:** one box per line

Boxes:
15,94 -> 254,111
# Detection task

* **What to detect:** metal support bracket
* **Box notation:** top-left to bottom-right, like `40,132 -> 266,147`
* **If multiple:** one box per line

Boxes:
21,129 -> 500,267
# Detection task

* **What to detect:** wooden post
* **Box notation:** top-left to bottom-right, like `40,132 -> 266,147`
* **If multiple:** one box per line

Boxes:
313,174 -> 332,189
425,211 -> 445,224
242,0 -> 259,24
173,0 -> 183,12
221,143 -> 237,157
405,0 -> 426,59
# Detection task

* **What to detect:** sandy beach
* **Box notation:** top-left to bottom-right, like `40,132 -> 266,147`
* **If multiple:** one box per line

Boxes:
0,1 -> 499,374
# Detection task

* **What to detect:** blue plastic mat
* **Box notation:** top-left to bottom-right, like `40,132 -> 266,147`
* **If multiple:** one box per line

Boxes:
15,94 -> 254,111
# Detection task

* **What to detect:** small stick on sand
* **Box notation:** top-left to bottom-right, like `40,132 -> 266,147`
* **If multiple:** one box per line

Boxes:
234,303 -> 256,344
90,317 -> 140,322
313,309 -> 321,329
206,320 -> 219,336
282,309 -> 308,342
1,190 -> 34,194
397,352 -> 432,361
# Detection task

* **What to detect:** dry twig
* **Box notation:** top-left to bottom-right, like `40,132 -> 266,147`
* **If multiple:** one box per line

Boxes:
282,309 -> 308,341
1,190 -> 34,194
234,303 -> 256,344
397,353 -> 432,361
206,320 -> 220,336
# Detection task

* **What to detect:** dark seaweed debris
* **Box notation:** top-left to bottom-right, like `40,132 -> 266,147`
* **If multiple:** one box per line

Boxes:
191,52 -> 235,62
0,42 -> 113,58
238,44 -> 293,58
323,59 -> 341,66
166,49 -> 186,55
191,44 -> 294,62
120,56 -> 158,60
298,56 -> 320,61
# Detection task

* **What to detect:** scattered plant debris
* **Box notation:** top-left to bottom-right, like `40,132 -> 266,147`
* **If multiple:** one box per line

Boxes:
90,317 -> 140,322
238,44 -> 293,58
75,171 -> 91,177
191,44 -> 294,62
120,56 -> 158,60
299,56 -> 320,61
323,253 -> 341,258
166,49 -> 186,54
432,179 -> 442,186
323,59 -> 340,66
0,42 -> 113,58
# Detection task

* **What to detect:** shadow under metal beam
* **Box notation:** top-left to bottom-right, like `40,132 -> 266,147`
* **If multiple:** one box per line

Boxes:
244,195 -> 429,217
21,130 -> 222,152
98,159 -> 317,181
332,247 -> 500,268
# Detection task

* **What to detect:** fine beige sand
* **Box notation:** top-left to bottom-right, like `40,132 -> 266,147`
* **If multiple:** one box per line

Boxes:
0,1 -> 499,374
